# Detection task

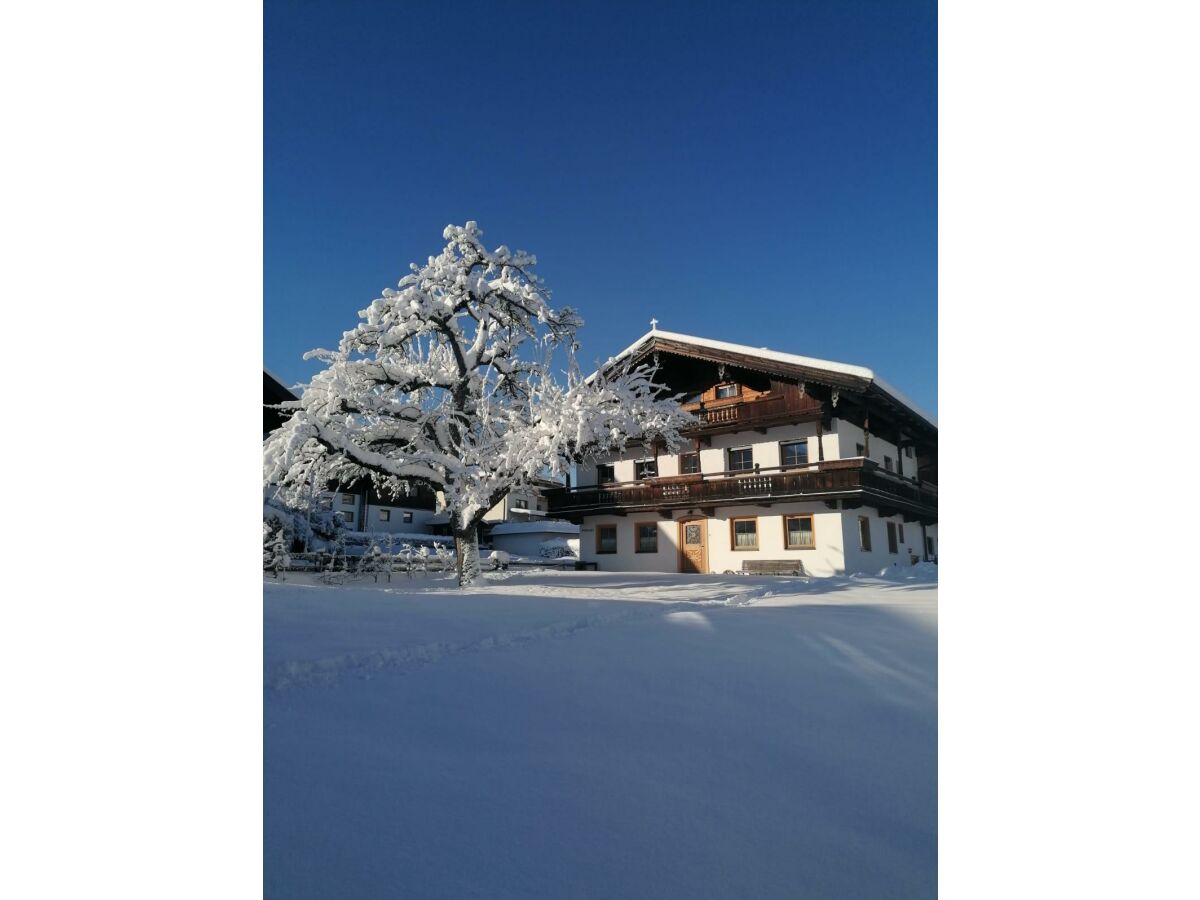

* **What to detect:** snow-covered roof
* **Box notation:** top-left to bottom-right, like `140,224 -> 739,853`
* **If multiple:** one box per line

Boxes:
489,521 -> 580,536
597,329 -> 936,429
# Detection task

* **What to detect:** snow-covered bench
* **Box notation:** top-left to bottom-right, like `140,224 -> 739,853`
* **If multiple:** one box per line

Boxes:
741,560 -> 807,577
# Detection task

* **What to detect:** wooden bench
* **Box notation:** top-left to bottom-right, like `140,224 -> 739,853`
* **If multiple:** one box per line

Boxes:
742,560 -> 806,577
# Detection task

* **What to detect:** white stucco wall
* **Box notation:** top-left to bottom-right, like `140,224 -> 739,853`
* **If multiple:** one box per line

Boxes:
579,501 -> 848,577
323,491 -> 436,534
838,506 -> 924,575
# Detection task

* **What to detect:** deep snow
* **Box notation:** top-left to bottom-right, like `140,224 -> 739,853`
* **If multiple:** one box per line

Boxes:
265,570 -> 937,899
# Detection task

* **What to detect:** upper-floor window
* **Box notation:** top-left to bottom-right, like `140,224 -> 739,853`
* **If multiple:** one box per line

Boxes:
780,441 -> 808,468
856,443 -> 865,457
341,494 -> 355,506
635,460 -> 658,480
905,445 -> 914,459
679,453 -> 700,475
513,498 -> 529,509
596,464 -> 615,483
341,510 -> 355,524
728,447 -> 753,472
378,509 -> 391,521
884,456 -> 893,472
715,384 -> 739,399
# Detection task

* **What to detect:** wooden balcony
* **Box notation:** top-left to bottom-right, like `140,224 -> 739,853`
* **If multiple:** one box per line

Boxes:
682,390 -> 822,436
547,458 -> 937,522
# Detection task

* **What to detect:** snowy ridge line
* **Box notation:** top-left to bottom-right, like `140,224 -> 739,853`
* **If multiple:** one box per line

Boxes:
265,594 -> 764,692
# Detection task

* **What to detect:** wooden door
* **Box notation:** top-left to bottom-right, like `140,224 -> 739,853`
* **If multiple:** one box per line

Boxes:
678,518 -> 708,574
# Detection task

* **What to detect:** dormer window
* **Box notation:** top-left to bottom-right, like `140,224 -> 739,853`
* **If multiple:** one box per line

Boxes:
715,384 -> 738,400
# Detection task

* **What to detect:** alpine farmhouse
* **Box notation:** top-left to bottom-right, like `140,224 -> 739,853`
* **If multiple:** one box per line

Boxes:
545,330 -> 938,577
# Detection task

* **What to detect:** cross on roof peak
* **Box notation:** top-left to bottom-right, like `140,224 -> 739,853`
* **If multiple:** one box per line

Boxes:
650,317 -> 658,331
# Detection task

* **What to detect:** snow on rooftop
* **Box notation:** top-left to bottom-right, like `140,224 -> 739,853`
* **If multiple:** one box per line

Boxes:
489,521 -> 580,535
596,329 -> 936,429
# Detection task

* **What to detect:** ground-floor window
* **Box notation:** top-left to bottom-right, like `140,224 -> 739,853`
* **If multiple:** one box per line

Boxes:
731,517 -> 758,550
636,523 -> 658,553
403,511 -> 413,524
596,525 -> 617,554
926,535 -> 935,558
783,514 -> 815,549
886,521 -> 899,554
858,516 -> 872,551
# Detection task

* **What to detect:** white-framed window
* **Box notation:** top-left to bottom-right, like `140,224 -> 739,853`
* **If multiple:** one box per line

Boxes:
780,440 -> 808,468
727,447 -> 753,472
378,509 -> 390,521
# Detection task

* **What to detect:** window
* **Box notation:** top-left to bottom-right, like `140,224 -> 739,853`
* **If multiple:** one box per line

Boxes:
884,456 -> 893,472
780,441 -> 808,468
341,510 -> 355,524
596,525 -> 617,554
403,511 -> 413,524
635,460 -> 658,480
858,516 -> 872,551
905,446 -> 914,459
596,464 -> 615,483
341,494 -> 355,506
319,497 -> 333,510
728,447 -> 753,472
513,498 -> 529,510
784,515 -> 815,549
926,536 -> 935,558
887,521 -> 899,554
378,509 -> 391,522
731,517 -> 758,550
636,523 -> 658,553
715,384 -> 738,399
897,523 -> 905,544
679,453 -> 700,475
855,443 -> 865,457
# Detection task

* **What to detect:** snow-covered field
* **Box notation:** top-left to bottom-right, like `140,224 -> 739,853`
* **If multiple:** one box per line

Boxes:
265,569 -> 937,899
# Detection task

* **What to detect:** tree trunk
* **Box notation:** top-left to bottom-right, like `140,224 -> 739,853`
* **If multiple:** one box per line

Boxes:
455,523 -> 481,586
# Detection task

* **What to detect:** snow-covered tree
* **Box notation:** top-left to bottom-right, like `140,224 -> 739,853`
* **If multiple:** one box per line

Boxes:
264,222 -> 691,585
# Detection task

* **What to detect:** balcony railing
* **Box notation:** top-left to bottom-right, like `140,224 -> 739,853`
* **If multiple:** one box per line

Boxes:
683,391 -> 821,433
547,458 -> 937,516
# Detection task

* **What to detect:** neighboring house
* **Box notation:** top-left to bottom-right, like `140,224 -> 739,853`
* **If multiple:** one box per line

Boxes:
319,478 -> 440,535
547,329 -> 938,577
263,369 -> 298,437
481,476 -> 561,524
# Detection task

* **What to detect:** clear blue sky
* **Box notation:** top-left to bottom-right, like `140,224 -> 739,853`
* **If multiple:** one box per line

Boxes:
265,0 -> 937,417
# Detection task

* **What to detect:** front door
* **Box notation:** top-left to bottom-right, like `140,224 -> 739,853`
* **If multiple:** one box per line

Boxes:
679,518 -> 708,574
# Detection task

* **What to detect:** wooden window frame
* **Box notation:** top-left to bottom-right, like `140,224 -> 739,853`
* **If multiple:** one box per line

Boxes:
635,522 -> 658,554
679,452 -> 700,475
886,521 -> 899,554
596,464 -> 615,484
634,459 -> 658,480
858,516 -> 872,552
714,383 -> 740,400
727,447 -> 754,473
779,440 -> 809,469
729,516 -> 759,551
378,509 -> 391,521
596,524 -> 618,555
782,514 -> 815,550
